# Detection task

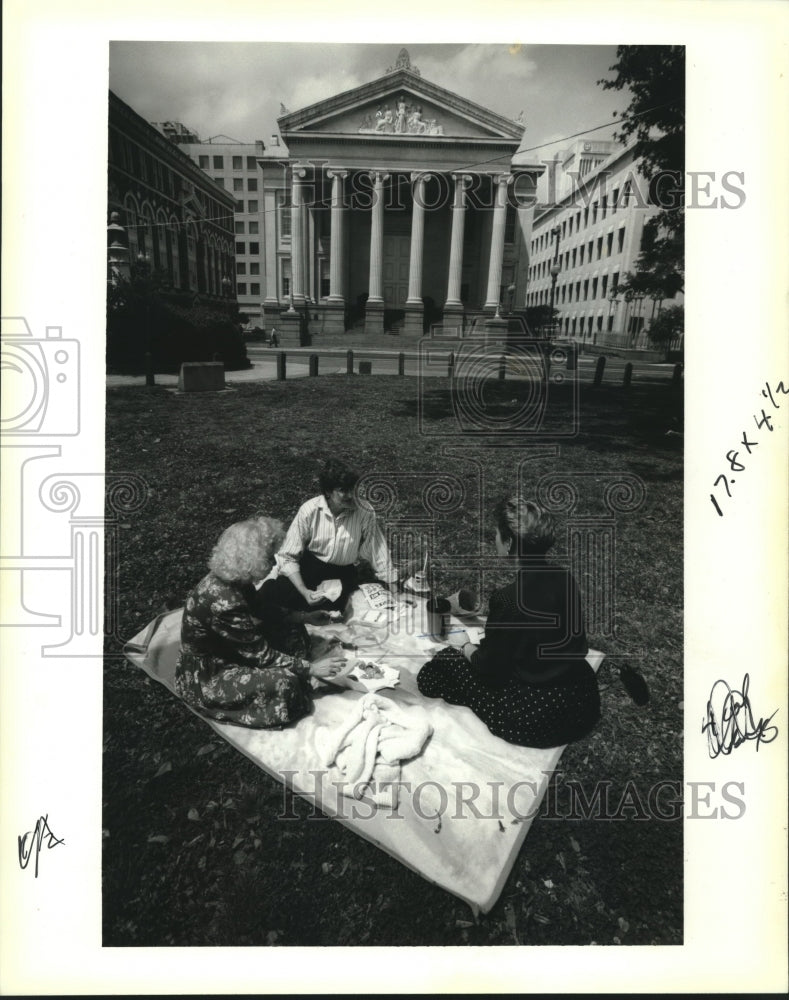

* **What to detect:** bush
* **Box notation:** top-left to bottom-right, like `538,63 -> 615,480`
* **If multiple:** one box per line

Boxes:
107,277 -> 251,374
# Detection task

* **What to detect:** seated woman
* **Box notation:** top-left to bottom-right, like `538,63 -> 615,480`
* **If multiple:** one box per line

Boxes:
260,458 -> 399,613
417,496 -> 600,749
175,516 -> 346,729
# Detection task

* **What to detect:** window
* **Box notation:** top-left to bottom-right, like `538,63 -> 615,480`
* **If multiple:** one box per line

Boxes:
235,199 -> 244,212
607,232 -> 614,256
320,259 -> 330,298
601,196 -> 607,220
568,217 -> 573,236
250,262 -> 260,275
248,199 -> 259,213
232,155 -> 243,170
236,262 -> 246,274
621,180 -> 632,207
612,187 -> 619,211
281,258 -> 292,298
579,246 -> 584,265
235,221 -> 245,234
601,275 -> 608,298
236,241 -> 245,254
612,271 -> 620,294
597,236 -> 603,259
233,178 -> 244,191
588,240 -> 593,260
248,178 -> 258,192
214,177 -> 224,188
237,282 -> 247,294
592,277 -> 598,298
583,279 -> 589,300
213,155 -> 224,169
250,283 -> 260,296
198,155 -> 209,168
278,193 -> 292,238
248,221 -> 259,234
617,228 -> 625,253
249,242 -> 259,255
246,155 -> 257,170
583,207 -> 589,227
572,248 -> 577,268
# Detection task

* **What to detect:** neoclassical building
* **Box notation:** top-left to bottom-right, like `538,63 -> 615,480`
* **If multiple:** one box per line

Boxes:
260,49 -> 545,339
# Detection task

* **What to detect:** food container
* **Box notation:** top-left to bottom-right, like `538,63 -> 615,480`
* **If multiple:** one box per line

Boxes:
329,658 -> 400,693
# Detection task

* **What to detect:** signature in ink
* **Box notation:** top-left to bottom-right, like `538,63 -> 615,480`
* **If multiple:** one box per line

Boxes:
17,814 -> 65,877
701,673 -> 779,758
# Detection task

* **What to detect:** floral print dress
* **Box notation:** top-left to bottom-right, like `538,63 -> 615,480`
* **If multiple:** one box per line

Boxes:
175,572 -> 313,729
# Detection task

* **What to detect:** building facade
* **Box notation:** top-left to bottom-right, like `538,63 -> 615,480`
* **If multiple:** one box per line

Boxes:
527,139 -> 683,351
257,49 -> 544,341
108,91 -> 237,300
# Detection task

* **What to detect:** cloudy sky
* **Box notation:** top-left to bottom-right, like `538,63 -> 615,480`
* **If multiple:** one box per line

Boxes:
109,42 -> 631,167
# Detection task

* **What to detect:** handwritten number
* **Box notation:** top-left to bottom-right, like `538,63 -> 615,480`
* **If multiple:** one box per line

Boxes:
753,409 -> 774,432
713,474 -> 732,498
725,450 -> 745,472
710,493 -> 723,516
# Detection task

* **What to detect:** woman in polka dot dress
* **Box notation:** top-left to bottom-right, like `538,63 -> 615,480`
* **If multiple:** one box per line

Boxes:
417,496 -> 600,748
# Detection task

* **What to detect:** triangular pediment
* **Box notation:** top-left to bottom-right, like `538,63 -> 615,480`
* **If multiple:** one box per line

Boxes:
278,67 -> 523,143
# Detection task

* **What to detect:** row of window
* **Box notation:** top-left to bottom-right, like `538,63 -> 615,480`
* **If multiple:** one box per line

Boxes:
531,182 -> 634,252
213,176 -> 258,192
233,199 -> 258,213
109,129 -> 233,233
237,282 -> 261,296
530,228 -> 626,280
235,241 -> 260,255
198,154 -> 259,171
236,262 -> 260,275
527,271 -> 620,306
235,220 -> 260,235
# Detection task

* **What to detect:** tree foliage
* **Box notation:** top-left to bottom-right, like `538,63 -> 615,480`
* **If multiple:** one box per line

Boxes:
599,46 -> 685,294
646,303 -> 684,350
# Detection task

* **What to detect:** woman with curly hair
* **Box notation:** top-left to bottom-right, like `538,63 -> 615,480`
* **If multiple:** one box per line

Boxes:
175,516 -> 346,729
417,496 -> 600,748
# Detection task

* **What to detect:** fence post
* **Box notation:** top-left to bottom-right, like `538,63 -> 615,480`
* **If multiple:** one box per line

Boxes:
276,352 -> 286,381
672,363 -> 683,385
623,362 -> 633,387
498,354 -> 506,381
398,352 -> 405,376
566,343 -> 577,371
346,349 -> 354,375
309,353 -> 318,377
593,355 -> 606,386
448,350 -> 455,379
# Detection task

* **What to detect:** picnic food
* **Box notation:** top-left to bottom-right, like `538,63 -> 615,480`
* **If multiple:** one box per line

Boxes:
354,661 -> 385,679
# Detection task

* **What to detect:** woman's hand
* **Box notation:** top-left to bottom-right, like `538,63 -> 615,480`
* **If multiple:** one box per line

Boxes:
444,628 -> 470,647
309,652 -> 347,679
303,589 -> 327,607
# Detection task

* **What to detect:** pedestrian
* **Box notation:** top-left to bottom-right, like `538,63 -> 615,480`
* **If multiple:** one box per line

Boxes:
269,327 -> 279,348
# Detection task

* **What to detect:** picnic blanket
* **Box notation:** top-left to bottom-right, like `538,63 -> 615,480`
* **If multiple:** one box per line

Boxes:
123,595 -> 603,914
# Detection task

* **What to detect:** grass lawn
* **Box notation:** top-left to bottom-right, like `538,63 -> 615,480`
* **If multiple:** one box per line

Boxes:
104,373 -> 683,946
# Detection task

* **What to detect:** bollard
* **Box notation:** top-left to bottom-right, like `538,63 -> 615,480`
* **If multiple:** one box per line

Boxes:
566,344 -> 577,371
672,363 -> 683,384
359,360 -> 372,375
346,349 -> 354,375
498,354 -> 506,381
276,352 -> 286,380
144,351 -> 155,387
623,362 -> 633,387
398,352 -> 405,376
593,355 -> 606,386
448,350 -> 455,379
309,353 -> 318,377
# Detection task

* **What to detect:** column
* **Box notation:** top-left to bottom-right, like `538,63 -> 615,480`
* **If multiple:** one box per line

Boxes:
444,173 -> 470,314
290,166 -> 307,307
403,172 -> 429,337
327,170 -> 348,302
484,173 -> 511,311
262,186 -> 279,325
364,171 -> 388,335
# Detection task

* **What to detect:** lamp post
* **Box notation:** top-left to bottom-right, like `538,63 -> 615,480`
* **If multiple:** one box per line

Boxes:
107,212 -> 130,285
549,224 -> 561,340
221,275 -> 232,299
506,282 -> 516,316
136,252 -> 155,386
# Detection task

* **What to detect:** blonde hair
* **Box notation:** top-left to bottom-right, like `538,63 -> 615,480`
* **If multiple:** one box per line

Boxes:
208,516 -> 285,583
493,495 -> 556,556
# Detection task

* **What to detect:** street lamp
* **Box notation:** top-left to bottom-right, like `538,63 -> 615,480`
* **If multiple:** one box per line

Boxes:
549,225 -> 561,340
221,275 -> 232,299
136,252 -> 155,387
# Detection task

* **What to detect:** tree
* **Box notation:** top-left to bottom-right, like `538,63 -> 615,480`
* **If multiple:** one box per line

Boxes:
524,304 -> 558,337
646,303 -> 684,359
599,46 -> 685,294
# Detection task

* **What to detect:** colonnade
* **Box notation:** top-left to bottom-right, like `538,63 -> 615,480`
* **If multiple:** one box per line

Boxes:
287,167 -> 517,334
